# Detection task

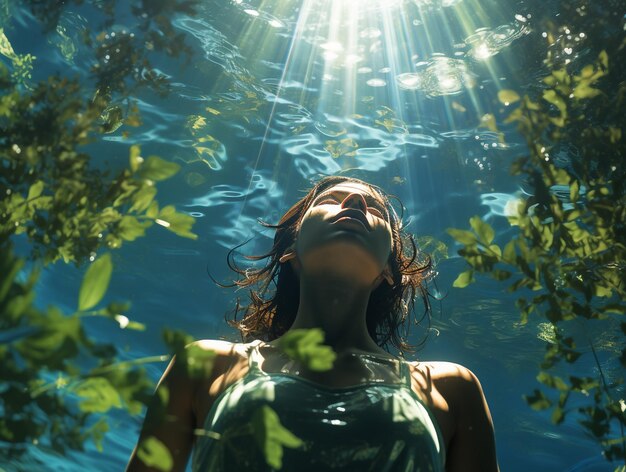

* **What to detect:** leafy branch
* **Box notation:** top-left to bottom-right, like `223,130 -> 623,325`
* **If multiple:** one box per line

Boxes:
448,47 -> 625,467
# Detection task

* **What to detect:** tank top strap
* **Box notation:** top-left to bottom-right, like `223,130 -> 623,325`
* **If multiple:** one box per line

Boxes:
398,358 -> 414,387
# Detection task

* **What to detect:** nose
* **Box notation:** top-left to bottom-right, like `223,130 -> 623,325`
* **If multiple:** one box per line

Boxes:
341,193 -> 367,213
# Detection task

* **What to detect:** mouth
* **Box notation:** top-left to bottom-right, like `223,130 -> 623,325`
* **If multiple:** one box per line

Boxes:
330,209 -> 371,231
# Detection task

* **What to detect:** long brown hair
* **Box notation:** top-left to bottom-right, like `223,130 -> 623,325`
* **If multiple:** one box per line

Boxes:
224,176 -> 434,354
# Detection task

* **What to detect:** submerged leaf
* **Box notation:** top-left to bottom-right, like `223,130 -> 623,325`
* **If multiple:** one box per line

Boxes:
137,436 -> 174,472
252,405 -> 303,469
479,113 -> 498,133
469,216 -> 495,245
452,270 -> 474,288
137,156 -> 181,181
78,253 -> 113,311
118,215 -> 152,241
184,344 -> 217,378
277,328 -> 336,372
73,377 -> 122,413
130,145 -> 142,172
525,389 -> 552,411
446,228 -> 478,246
497,89 -> 520,105
156,206 -> 197,239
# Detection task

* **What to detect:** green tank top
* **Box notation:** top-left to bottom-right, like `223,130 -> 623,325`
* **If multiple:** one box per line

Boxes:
193,341 -> 445,471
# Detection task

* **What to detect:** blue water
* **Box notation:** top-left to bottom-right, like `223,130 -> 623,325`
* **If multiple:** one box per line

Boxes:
2,0 -> 622,470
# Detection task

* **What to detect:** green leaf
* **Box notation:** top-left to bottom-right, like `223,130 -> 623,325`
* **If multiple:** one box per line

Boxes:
452,270 -> 474,288
497,89 -> 520,105
130,185 -> 157,212
78,253 -> 113,311
598,50 -> 608,69
569,181 -> 580,203
87,417 -> 109,453
137,156 -> 180,182
146,201 -> 159,219
183,344 -> 217,379
525,389 -> 552,411
129,145 -> 142,172
118,215 -> 152,241
0,28 -> 17,59
594,284 -> 612,298
277,328 -> 336,372
156,206 -> 197,239
446,228 -> 478,246
573,83 -> 601,99
469,216 -> 495,245
551,406 -> 565,424
503,240 -> 516,262
488,244 -> 502,258
542,89 -> 567,116
252,405 -> 303,470
537,371 -> 568,391
73,377 -> 122,413
27,181 -> 44,200
137,436 -> 174,472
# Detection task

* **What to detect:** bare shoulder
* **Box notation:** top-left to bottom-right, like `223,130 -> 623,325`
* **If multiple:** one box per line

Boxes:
179,339 -> 255,427
415,360 -> 478,380
190,339 -> 249,357
416,361 -> 486,403
411,361 -> 499,471
184,339 -> 251,384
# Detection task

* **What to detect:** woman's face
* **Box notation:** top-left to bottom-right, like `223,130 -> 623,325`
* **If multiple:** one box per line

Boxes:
293,182 -> 393,285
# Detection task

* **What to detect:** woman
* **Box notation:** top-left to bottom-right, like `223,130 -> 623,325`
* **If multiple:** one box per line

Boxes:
127,176 -> 499,471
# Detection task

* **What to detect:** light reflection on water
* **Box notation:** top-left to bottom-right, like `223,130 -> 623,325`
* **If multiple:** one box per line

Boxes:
169,0 -> 533,185
6,0 -> 618,470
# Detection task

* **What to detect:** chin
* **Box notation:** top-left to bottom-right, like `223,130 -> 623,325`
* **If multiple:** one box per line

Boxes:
299,242 -> 384,283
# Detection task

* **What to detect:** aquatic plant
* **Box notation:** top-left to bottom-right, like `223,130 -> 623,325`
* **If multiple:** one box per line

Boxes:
448,12 -> 626,469
0,0 -> 200,466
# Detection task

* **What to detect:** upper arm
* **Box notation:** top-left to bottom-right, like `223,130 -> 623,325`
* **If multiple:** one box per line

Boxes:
438,365 -> 499,472
126,340 -> 237,472
126,353 -> 196,472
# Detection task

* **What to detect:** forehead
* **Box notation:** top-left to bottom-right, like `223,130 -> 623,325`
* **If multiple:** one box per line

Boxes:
319,182 -> 382,200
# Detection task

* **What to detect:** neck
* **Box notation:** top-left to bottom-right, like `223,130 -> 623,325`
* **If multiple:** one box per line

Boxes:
288,272 -> 382,353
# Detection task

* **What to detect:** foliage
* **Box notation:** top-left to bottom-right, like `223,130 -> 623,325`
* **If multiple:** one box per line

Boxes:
448,27 -> 626,468
0,0 -> 200,466
277,328 -> 337,372
0,73 -> 197,264
252,405 -> 304,470
0,244 -> 156,456
136,436 -> 174,472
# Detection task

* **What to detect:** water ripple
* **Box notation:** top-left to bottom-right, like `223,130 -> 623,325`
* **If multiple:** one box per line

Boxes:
397,55 -> 476,97
465,21 -> 531,60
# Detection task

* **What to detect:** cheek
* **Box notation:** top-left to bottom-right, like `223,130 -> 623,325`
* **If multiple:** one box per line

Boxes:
295,211 -> 322,250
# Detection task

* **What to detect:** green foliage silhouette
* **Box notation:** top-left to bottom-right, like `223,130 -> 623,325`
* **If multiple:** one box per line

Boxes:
0,1 -> 200,467
448,13 -> 626,467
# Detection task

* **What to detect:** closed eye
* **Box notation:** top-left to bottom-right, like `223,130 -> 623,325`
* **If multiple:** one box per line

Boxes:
317,199 -> 386,220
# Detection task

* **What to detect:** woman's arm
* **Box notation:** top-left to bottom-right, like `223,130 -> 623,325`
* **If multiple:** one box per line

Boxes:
126,340 -> 240,472
435,364 -> 499,472
126,353 -> 196,472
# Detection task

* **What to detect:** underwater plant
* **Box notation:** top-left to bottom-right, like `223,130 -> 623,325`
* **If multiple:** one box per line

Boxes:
0,0 -> 199,465
448,5 -> 626,468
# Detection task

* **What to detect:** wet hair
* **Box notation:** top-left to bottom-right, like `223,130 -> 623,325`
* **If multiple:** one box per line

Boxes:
224,176 -> 434,354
